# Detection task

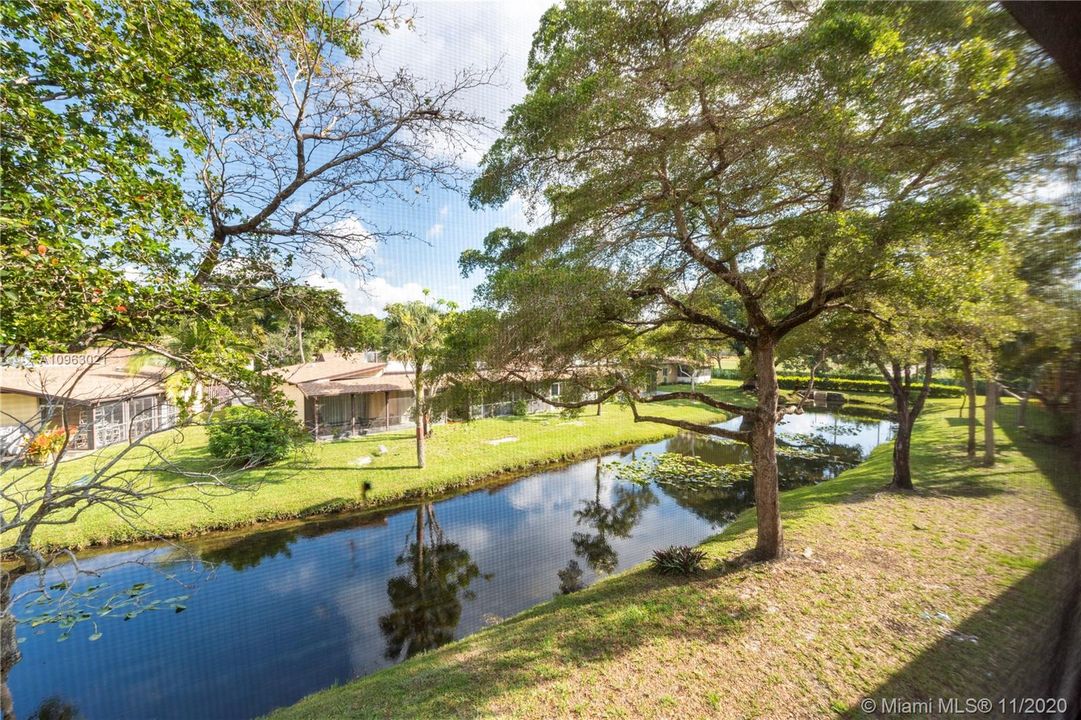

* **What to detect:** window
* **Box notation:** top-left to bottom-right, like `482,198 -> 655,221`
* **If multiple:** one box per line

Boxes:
93,402 -> 125,447
130,396 -> 158,439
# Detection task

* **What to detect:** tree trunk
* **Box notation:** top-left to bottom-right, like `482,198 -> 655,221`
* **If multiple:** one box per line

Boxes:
983,378 -> 997,466
891,411 -> 914,490
596,401 -> 602,416
414,376 -> 426,469
962,356 -> 977,459
415,422 -> 426,468
1,569 -> 22,720
1018,377 -> 1035,428
750,339 -> 783,560
296,312 -> 306,364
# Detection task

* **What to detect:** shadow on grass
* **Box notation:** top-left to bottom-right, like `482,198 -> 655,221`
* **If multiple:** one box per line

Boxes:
998,404 -> 1081,522
850,541 -> 1081,719
848,402 -> 1081,719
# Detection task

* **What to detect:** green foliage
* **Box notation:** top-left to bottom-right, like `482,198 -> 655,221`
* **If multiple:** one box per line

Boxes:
611,452 -> 752,490
511,399 -> 529,416
226,285 -> 385,368
465,0 -> 1068,439
21,580 -> 188,643
206,406 -> 299,466
24,425 -> 75,463
383,298 -> 452,419
0,0 -> 273,352
650,545 -> 707,576
776,375 -> 964,397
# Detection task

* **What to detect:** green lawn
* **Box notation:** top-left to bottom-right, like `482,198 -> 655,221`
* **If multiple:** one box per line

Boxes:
715,355 -> 741,371
5,382 -> 756,551
268,397 -> 1079,720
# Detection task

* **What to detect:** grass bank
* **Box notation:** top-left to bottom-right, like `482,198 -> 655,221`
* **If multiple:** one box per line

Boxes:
5,383 -> 759,551
270,398 -> 1079,720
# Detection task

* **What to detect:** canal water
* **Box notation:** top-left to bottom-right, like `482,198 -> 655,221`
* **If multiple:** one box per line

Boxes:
8,406 -> 893,719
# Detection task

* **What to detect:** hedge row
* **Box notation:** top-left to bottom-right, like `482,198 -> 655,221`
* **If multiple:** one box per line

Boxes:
713,367 -> 973,395
776,375 -> 965,397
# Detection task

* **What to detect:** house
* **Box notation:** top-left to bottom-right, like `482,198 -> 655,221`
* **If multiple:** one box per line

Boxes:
654,358 -> 712,386
450,364 -> 602,420
463,381 -> 568,419
0,350 -> 177,455
273,352 -> 416,438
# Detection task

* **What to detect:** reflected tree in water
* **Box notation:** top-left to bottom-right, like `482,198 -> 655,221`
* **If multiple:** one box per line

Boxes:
194,512 -> 392,572
776,434 -> 865,487
660,433 -> 750,524
378,505 -> 488,661
27,697 -> 81,720
199,528 -> 297,571
572,459 -> 658,575
557,560 -> 585,595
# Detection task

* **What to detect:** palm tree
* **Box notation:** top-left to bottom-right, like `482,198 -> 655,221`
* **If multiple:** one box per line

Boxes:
128,320 -> 243,418
383,300 -> 446,468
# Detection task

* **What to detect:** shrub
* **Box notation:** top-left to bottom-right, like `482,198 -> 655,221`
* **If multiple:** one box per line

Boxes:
206,406 -> 297,466
712,369 -> 968,395
651,545 -> 707,575
511,399 -> 528,416
775,375 -> 964,398
25,425 -> 75,463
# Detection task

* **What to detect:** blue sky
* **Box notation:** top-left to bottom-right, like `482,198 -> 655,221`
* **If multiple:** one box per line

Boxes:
302,1 -> 551,316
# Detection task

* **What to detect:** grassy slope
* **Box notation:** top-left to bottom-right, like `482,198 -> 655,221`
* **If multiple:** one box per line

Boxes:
6,385 -> 755,551
269,398 -> 1079,720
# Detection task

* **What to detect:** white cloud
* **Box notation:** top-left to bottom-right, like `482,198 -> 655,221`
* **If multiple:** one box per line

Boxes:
368,1 -> 552,167
439,204 -> 449,218
352,276 -> 429,316
426,222 -> 444,239
326,216 -> 376,255
304,271 -> 433,317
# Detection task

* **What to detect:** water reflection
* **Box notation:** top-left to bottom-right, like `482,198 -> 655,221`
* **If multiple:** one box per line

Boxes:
379,505 -> 488,660
572,459 -> 658,574
8,406 -> 891,720
27,696 -> 81,720
198,513 -> 390,572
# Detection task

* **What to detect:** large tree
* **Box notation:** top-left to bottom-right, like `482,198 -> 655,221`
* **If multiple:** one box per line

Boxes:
1,0 -> 270,353
466,1 -> 1069,559
2,0 -> 493,355
1,3 -> 491,710
189,0 -> 493,289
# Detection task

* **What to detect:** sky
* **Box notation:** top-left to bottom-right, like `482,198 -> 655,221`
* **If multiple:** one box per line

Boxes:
303,0 -> 553,316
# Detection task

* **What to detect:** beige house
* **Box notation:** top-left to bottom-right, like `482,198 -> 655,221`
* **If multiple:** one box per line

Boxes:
654,358 -> 712,386
273,352 -> 415,438
0,350 -> 176,455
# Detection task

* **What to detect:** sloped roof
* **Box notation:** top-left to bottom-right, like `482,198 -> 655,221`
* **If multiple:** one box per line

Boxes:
656,357 -> 710,368
297,371 -> 414,398
0,350 -> 167,403
272,351 -> 385,384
